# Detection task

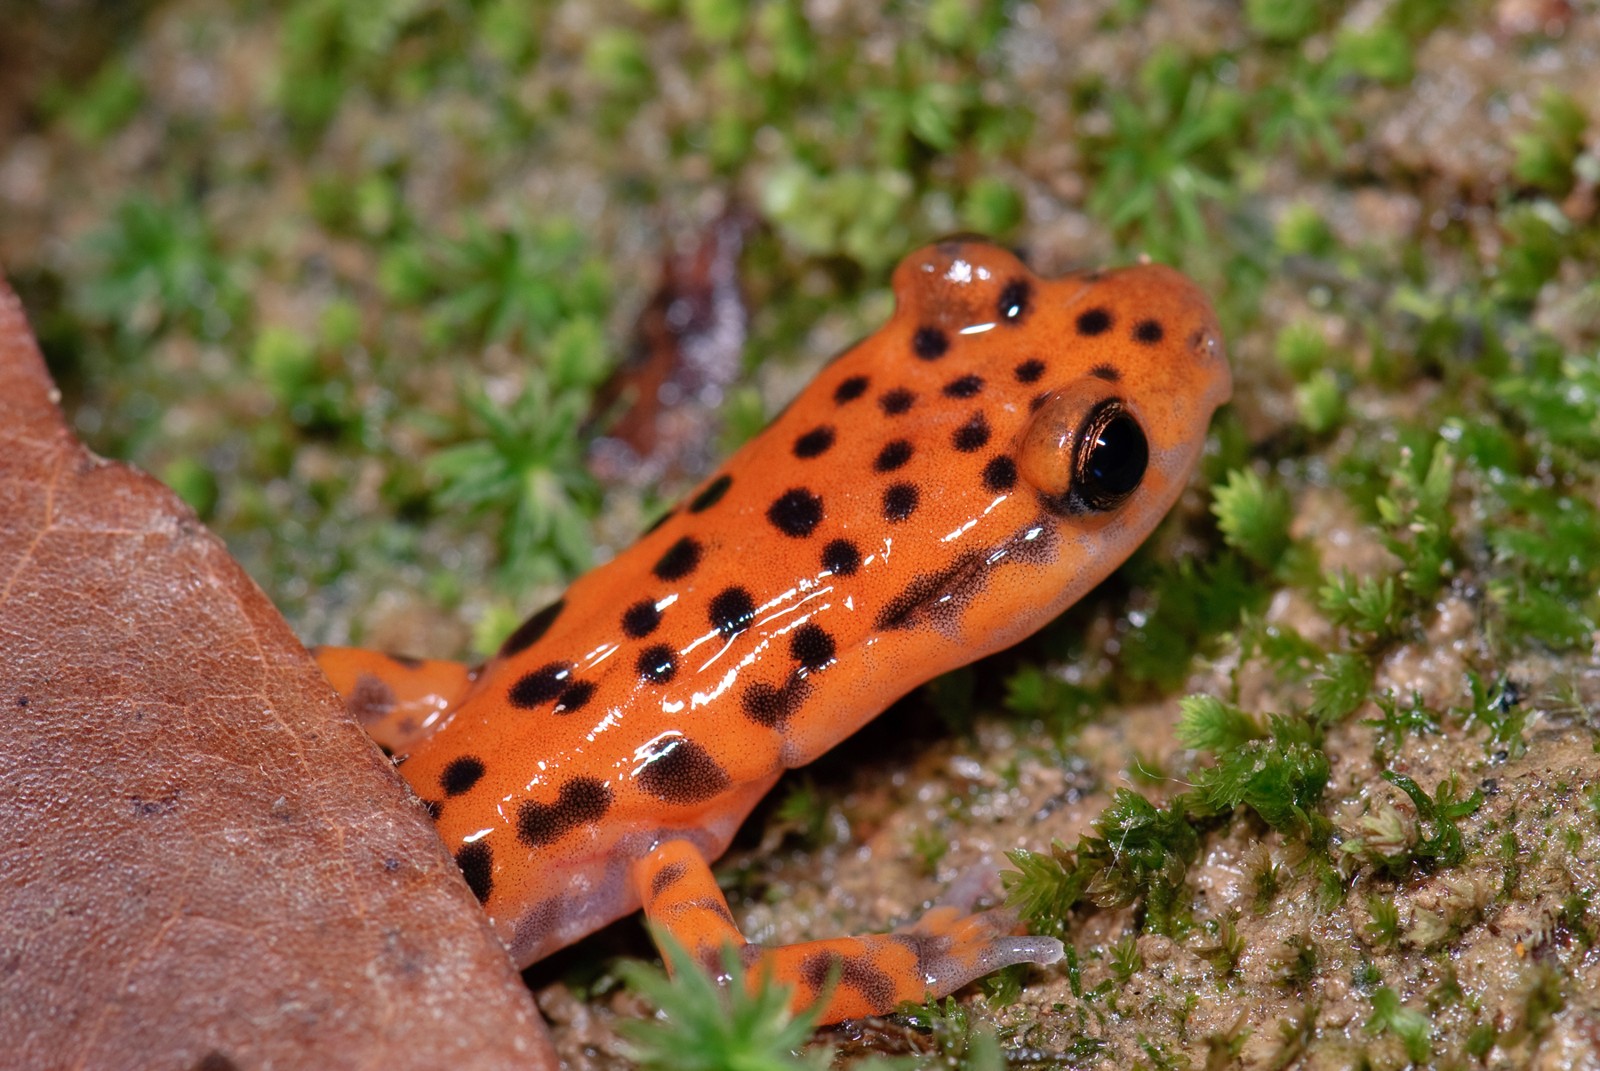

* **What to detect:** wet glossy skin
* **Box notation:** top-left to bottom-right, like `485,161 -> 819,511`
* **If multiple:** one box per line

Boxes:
316,238 -> 1230,1022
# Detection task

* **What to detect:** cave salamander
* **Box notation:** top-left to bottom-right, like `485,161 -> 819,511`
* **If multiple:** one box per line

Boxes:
316,237 -> 1231,1023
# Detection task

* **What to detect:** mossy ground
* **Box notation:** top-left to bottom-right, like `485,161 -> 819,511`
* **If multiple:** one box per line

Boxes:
3,1 -> 1598,1067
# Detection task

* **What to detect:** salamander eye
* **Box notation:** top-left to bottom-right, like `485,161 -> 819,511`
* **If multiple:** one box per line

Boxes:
1073,401 -> 1147,511
1017,383 -> 1150,515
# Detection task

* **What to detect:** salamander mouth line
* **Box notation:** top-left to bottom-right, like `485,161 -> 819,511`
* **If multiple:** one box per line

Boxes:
873,551 -> 988,632
872,517 -> 1057,635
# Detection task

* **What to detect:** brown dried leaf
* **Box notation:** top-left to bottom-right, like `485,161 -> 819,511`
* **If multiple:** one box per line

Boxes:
0,281 -> 555,1071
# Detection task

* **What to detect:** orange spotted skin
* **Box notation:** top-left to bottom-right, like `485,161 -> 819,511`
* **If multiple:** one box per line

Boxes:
316,238 -> 1230,1022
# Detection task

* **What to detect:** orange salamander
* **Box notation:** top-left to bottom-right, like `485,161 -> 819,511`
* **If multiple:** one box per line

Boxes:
315,237 -> 1231,1023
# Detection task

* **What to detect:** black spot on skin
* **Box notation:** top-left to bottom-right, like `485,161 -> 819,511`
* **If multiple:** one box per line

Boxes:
942,374 -> 984,398
767,488 -> 824,538
983,455 -> 1018,492
1133,318 -> 1165,344
421,799 -> 442,821
822,538 -> 861,577
649,861 -> 689,900
799,952 -> 896,1009
741,682 -> 787,728
874,439 -> 913,473
456,841 -> 493,903
834,375 -> 870,403
709,586 -> 757,639
622,598 -> 662,638
510,895 -> 565,960
879,388 -> 916,415
440,756 -> 486,797
508,662 -> 571,708
741,671 -> 811,728
952,412 -> 991,452
1090,363 -> 1121,382
793,425 -> 836,459
653,536 -> 703,581
517,777 -> 612,847
790,623 -> 836,671
638,643 -> 678,683
678,896 -> 738,928
883,482 -> 919,522
1014,358 -> 1046,383
876,551 -> 987,631
498,598 -> 564,658
347,673 -> 397,727
890,932 -> 939,988
389,653 -> 422,669
555,680 -> 595,714
636,738 -> 731,804
998,278 -> 1032,322
912,326 -> 949,360
1076,307 -> 1113,335
1029,392 -> 1049,411
688,474 -> 732,513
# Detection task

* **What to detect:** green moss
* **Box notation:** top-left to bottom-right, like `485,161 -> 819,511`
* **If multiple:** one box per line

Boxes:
161,456 -> 219,520
909,825 -> 950,877
249,325 -> 320,406
1363,690 -> 1441,762
1082,48 -> 1245,260
1374,440 -> 1457,604
1293,368 -> 1346,435
1195,916 -> 1244,977
895,996 -> 1005,1071
1108,935 -> 1143,985
768,778 -> 834,851
1274,202 -> 1336,258
1211,468 -> 1293,574
1251,856 -> 1285,913
1457,671 -> 1529,759
1255,56 -> 1356,165
1306,651 -> 1373,726
1350,771 -> 1483,877
584,28 -> 654,98
427,217 -> 613,354
1511,90 -> 1590,195
619,936 -> 831,1071
1243,0 -> 1321,44
1330,26 -> 1414,84
1116,552 -> 1266,693
73,194 -> 245,351
46,58 -> 144,143
1318,573 -> 1401,645
425,378 -> 600,597
1494,202 -> 1572,308
1277,934 -> 1318,990
1362,896 -> 1401,948
1188,724 -> 1330,840
1175,694 -> 1262,753
1364,987 -> 1432,1064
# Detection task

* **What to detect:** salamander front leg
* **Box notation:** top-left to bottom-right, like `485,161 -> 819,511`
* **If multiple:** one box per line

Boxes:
632,840 -> 1062,1025
312,646 -> 476,753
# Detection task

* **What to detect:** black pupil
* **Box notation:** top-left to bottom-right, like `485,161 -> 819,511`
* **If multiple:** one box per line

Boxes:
1085,413 -> 1147,498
